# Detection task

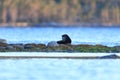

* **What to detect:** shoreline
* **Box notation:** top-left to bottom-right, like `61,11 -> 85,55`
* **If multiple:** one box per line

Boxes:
0,53 -> 120,59
1,43 -> 120,52
0,22 -> 120,27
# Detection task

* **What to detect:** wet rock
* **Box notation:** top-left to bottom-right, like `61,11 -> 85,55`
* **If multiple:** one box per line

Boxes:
0,43 -> 120,52
0,46 -> 6,50
47,41 -> 59,47
29,44 -> 46,52
6,45 -> 16,51
24,43 -> 45,48
23,43 -> 46,52
14,44 -> 24,49
0,43 -> 7,47
35,44 -> 46,49
0,44 -> 6,51
0,39 -> 7,43
13,44 -> 24,51
6,44 -> 24,51
72,44 -> 112,52
0,39 -> 7,51
99,54 -> 119,59
112,46 -> 120,52
24,43 -> 36,49
46,44 -> 73,52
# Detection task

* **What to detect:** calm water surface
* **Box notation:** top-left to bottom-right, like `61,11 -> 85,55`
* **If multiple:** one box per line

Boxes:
0,27 -> 120,46
0,59 -> 120,80
0,26 -> 120,80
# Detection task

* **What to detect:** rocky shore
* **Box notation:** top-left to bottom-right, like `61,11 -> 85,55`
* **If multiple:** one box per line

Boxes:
1,42 -> 120,52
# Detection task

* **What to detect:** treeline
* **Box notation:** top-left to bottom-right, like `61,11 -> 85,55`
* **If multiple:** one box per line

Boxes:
0,0 -> 120,25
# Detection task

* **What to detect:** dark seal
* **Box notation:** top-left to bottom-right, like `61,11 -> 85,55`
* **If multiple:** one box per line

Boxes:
57,34 -> 72,44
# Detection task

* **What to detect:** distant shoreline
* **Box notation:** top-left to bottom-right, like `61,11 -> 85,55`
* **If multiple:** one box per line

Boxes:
0,22 -> 120,27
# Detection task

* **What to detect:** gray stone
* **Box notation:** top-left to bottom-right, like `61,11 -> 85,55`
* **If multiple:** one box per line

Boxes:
99,54 -> 119,59
14,44 -> 24,49
0,43 -> 7,47
24,44 -> 36,49
6,45 -> 16,50
0,46 -> 6,50
0,39 -> 7,43
47,41 -> 59,47
6,44 -> 24,51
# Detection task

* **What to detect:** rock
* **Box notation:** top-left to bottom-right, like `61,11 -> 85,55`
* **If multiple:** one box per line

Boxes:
23,43 -> 46,51
0,43 -> 119,52
6,45 -> 16,51
99,54 -> 119,59
46,44 -> 73,52
0,39 -> 7,47
36,44 -> 46,49
47,41 -> 59,47
0,46 -> 6,50
0,39 -> 7,43
113,46 -> 120,52
0,43 -> 7,47
72,44 -> 111,52
24,43 -> 36,49
13,44 -> 24,50
0,46 -> 6,52
6,44 -> 24,51
0,42 -> 7,51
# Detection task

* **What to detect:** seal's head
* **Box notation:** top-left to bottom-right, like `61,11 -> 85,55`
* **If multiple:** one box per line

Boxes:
62,34 -> 71,43
57,34 -> 71,44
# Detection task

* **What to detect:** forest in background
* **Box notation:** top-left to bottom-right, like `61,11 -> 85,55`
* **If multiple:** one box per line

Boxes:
0,0 -> 120,26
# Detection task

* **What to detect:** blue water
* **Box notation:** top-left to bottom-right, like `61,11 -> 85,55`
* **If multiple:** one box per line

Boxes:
0,59 -> 119,80
0,27 -> 120,46
0,26 -> 120,80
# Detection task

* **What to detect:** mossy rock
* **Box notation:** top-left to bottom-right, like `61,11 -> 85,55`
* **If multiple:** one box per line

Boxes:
72,44 -> 113,53
6,44 -> 24,51
35,44 -> 46,49
24,43 -> 46,52
112,46 -> 120,52
0,46 -> 6,52
0,43 -> 120,52
46,44 -> 74,52
24,43 -> 36,49
0,43 -> 7,47
0,43 -> 9,52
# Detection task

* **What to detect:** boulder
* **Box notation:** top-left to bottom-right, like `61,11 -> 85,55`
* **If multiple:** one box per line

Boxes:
0,39 -> 7,43
113,46 -> 120,52
0,43 -> 7,47
6,45 -> 16,51
6,44 -> 24,51
72,44 -> 111,52
24,43 -> 36,49
47,41 -> 59,47
46,44 -> 73,52
13,44 -> 24,50
99,54 -> 119,59
0,46 -> 6,50
35,44 -> 46,49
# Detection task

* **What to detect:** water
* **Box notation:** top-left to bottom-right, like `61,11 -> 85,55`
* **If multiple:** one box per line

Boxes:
0,27 -> 120,46
0,59 -> 119,80
0,26 -> 120,80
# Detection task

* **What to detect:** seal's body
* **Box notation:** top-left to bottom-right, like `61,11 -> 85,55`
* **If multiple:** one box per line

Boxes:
47,34 -> 72,47
57,34 -> 71,44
